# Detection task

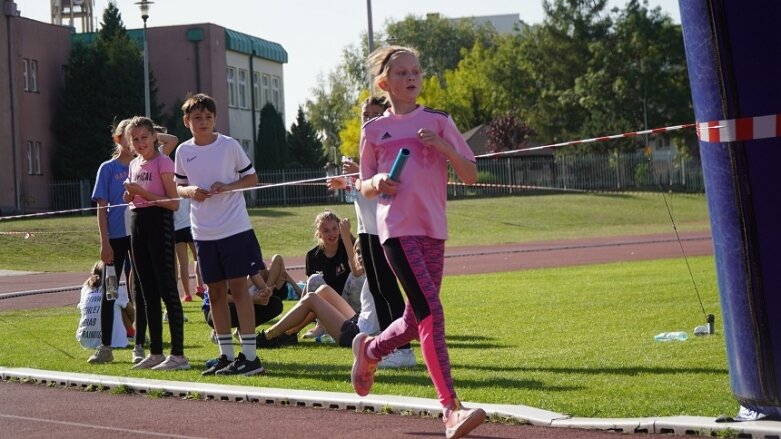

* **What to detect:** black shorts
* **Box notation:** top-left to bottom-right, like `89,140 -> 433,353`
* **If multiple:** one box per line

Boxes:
174,227 -> 193,244
338,314 -> 360,347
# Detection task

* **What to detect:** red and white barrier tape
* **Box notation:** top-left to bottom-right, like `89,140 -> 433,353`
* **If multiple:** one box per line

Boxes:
696,113 -> 781,143
1,114 -> 777,223
476,124 -> 695,158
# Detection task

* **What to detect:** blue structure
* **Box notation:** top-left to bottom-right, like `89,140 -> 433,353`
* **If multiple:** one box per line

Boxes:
679,2 -> 781,416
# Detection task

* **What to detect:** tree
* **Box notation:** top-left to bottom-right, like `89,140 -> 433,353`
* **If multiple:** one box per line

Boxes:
572,0 -> 693,153
533,1 -> 611,142
485,114 -> 537,153
385,13 -> 499,80
304,65 -> 356,158
51,1 -> 161,180
288,106 -> 326,168
255,103 -> 287,170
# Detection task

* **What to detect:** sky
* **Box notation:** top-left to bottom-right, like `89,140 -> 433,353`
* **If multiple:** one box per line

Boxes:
19,0 -> 681,126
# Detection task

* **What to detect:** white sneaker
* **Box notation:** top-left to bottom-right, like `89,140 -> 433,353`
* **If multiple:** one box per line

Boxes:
131,354 -> 165,369
132,345 -> 145,364
209,329 -> 218,344
151,355 -> 191,371
444,403 -> 486,439
378,348 -> 416,369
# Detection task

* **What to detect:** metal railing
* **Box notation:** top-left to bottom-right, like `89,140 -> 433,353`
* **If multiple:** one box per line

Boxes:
39,152 -> 704,212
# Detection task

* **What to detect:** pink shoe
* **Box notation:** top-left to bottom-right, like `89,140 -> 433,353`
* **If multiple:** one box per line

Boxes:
182,294 -> 193,302
195,286 -> 205,299
350,333 -> 378,397
444,401 -> 486,439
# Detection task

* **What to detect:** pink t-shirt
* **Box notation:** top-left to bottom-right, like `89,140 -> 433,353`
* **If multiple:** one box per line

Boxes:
359,106 -> 475,243
127,152 -> 175,209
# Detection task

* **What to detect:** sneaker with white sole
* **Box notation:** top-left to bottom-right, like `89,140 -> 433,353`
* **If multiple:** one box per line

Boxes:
214,352 -> 265,376
378,348 -> 416,369
132,345 -> 145,364
444,401 -> 486,439
209,329 -> 218,344
201,354 -> 232,376
302,324 -> 326,339
87,345 -> 113,364
131,354 -> 166,369
151,355 -> 191,371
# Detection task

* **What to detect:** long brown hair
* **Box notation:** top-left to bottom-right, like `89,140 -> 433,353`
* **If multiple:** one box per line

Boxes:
85,261 -> 104,289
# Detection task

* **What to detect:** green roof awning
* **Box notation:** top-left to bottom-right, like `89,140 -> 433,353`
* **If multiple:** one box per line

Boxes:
224,28 -> 287,64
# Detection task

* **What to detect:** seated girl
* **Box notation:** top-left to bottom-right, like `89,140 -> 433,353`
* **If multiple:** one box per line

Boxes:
257,241 -> 379,348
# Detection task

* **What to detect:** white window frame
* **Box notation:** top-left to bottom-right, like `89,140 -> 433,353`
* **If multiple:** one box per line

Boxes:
30,59 -> 38,92
241,139 -> 251,156
238,69 -> 248,109
227,67 -> 237,107
26,141 -> 33,174
261,74 -> 270,106
252,72 -> 260,109
34,141 -> 42,174
272,76 -> 281,110
22,59 -> 29,92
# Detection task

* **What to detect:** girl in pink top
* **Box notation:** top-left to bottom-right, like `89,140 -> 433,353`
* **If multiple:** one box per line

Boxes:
123,116 -> 189,371
353,46 -> 485,439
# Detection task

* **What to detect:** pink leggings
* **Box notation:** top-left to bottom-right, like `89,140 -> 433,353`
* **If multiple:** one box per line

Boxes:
366,235 -> 456,408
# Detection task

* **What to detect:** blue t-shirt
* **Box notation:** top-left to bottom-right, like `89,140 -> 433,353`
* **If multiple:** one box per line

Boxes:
92,159 -> 129,239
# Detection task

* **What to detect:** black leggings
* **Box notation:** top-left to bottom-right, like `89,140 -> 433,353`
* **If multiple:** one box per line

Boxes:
359,233 -> 410,350
130,207 -> 183,356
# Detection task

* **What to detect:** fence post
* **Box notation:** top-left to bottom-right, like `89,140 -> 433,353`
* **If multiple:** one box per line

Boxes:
80,179 -> 91,213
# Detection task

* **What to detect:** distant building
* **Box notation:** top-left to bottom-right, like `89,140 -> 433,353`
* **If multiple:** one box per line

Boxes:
1,0 -> 287,214
427,12 -> 527,34
1,4 -> 72,214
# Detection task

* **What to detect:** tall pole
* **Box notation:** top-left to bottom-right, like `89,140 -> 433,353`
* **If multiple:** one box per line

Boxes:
136,1 -> 152,117
366,0 -> 375,53
366,0 -> 375,93
142,18 -> 150,117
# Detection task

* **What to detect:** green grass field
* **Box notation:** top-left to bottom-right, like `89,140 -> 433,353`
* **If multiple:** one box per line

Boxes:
0,193 -> 710,271
1,193 -> 734,418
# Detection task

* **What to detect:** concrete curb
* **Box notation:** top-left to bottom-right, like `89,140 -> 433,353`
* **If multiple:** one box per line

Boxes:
3,367 -> 781,438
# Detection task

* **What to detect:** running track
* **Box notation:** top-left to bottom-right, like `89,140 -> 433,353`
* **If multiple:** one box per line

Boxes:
1,232 -> 715,438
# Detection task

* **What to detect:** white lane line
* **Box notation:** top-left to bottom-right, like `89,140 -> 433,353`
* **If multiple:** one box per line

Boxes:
0,413 -> 207,438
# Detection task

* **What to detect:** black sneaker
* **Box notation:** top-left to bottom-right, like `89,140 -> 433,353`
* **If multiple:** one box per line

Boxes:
279,331 -> 299,347
256,330 -> 281,349
215,352 -> 265,376
202,354 -> 232,376
256,330 -> 299,349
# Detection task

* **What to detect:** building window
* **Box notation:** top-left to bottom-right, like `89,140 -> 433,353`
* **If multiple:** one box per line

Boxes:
33,142 -> 42,174
252,72 -> 260,109
272,76 -> 281,110
30,60 -> 38,92
227,67 -> 237,107
26,141 -> 33,174
23,59 -> 29,92
262,74 -> 270,106
26,141 -> 42,174
241,139 -> 252,158
238,69 -> 248,109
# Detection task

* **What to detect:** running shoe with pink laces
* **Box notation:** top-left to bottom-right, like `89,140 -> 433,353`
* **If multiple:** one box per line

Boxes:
350,333 -> 378,396
443,400 -> 486,439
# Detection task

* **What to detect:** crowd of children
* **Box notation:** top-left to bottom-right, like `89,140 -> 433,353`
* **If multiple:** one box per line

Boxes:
79,43 -> 485,438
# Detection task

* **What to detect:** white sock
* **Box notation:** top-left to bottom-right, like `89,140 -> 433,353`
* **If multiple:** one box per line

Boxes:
241,333 -> 257,361
217,334 -> 234,360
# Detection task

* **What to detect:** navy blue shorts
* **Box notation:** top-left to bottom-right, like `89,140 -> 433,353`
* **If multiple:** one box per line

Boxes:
195,229 -> 265,284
